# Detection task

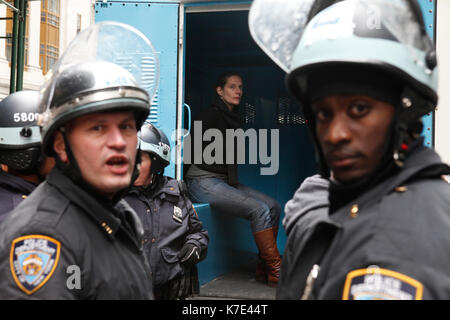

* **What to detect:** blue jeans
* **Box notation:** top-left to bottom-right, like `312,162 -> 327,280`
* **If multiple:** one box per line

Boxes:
186,177 -> 281,233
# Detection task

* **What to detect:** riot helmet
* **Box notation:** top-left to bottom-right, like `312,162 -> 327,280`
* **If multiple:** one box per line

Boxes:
37,21 -> 159,156
138,122 -> 170,175
249,0 -> 438,173
0,90 -> 43,172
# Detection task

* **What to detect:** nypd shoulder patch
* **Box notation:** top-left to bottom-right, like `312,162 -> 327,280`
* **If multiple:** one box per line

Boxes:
342,267 -> 423,300
10,235 -> 61,295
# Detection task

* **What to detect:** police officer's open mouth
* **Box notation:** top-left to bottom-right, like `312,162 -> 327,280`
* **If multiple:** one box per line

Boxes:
106,156 -> 128,167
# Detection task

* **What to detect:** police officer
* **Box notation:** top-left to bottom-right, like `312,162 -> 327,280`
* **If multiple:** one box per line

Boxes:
0,90 -> 54,223
0,22 -> 156,299
250,0 -> 450,299
125,123 -> 209,300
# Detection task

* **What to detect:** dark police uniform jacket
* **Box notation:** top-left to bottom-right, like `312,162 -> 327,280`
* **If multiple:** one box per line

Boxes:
125,176 -> 208,288
0,170 -> 37,224
278,144 -> 450,300
0,167 -> 154,299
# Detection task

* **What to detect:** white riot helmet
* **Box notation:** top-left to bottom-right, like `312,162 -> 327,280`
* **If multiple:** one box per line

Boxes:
249,0 -> 438,171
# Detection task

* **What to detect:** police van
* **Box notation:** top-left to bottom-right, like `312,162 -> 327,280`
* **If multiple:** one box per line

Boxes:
94,0 -> 446,298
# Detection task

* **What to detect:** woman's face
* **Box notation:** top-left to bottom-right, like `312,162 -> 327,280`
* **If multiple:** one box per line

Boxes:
217,75 -> 243,107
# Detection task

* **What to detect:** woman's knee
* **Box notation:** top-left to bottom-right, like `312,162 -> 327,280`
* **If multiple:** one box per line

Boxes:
250,203 -> 273,231
272,201 -> 281,215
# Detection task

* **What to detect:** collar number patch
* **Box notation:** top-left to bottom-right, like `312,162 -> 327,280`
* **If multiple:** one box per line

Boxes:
342,267 -> 423,300
10,235 -> 61,295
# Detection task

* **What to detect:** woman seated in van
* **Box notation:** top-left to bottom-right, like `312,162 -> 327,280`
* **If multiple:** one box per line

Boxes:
125,123 -> 209,300
185,72 -> 282,287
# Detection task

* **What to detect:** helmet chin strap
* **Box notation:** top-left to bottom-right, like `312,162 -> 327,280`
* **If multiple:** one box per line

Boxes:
56,129 -> 84,185
393,85 -> 433,167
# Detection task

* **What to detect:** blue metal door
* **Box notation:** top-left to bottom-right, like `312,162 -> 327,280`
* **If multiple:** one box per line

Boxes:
95,1 -> 179,178
418,0 -> 436,147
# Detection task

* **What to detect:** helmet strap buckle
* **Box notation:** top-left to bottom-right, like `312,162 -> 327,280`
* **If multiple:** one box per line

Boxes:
393,122 -> 409,168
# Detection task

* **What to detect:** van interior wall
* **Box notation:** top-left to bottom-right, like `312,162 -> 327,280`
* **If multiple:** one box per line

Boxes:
184,10 -> 317,255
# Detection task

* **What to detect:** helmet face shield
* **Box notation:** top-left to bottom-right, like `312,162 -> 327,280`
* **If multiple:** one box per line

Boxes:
249,0 -> 434,72
249,0 -> 316,73
249,0 -> 438,108
38,21 -> 160,155
40,21 -> 159,110
249,0 -> 439,172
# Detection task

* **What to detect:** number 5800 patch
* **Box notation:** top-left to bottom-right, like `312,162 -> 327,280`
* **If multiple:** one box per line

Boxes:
13,112 -> 39,123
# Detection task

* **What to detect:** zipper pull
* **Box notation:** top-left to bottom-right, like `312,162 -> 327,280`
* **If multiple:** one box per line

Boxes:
301,264 -> 320,300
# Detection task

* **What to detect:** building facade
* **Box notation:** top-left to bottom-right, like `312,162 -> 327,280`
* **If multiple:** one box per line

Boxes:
0,0 -> 94,98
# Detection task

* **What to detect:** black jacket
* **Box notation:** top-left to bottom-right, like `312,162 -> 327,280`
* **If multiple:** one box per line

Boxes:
0,170 -> 37,224
125,176 -> 208,289
278,144 -> 450,300
189,97 -> 243,185
0,167 -> 154,299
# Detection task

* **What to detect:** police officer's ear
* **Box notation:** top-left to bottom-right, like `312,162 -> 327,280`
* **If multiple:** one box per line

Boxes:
53,130 -> 69,164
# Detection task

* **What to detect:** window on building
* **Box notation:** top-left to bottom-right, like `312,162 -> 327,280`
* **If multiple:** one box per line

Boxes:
4,1 -> 29,68
5,32 -> 12,62
40,0 -> 60,74
47,12 -> 59,27
48,0 -> 59,14
46,44 -> 58,71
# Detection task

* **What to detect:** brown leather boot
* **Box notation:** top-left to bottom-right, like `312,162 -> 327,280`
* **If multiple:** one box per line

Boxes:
255,255 -> 266,282
255,227 -> 279,282
273,226 -> 279,241
253,227 -> 281,287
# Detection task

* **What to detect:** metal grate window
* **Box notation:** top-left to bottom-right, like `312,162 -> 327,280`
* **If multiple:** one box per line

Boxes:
243,101 -> 256,125
277,97 -> 306,125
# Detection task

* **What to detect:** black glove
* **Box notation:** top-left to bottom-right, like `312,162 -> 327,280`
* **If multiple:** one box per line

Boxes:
178,243 -> 200,266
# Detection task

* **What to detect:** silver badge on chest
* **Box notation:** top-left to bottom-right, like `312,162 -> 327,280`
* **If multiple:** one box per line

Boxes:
173,206 -> 182,223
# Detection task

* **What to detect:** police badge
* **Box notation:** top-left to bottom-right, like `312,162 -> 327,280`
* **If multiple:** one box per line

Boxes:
173,206 -> 183,223
10,235 -> 61,295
